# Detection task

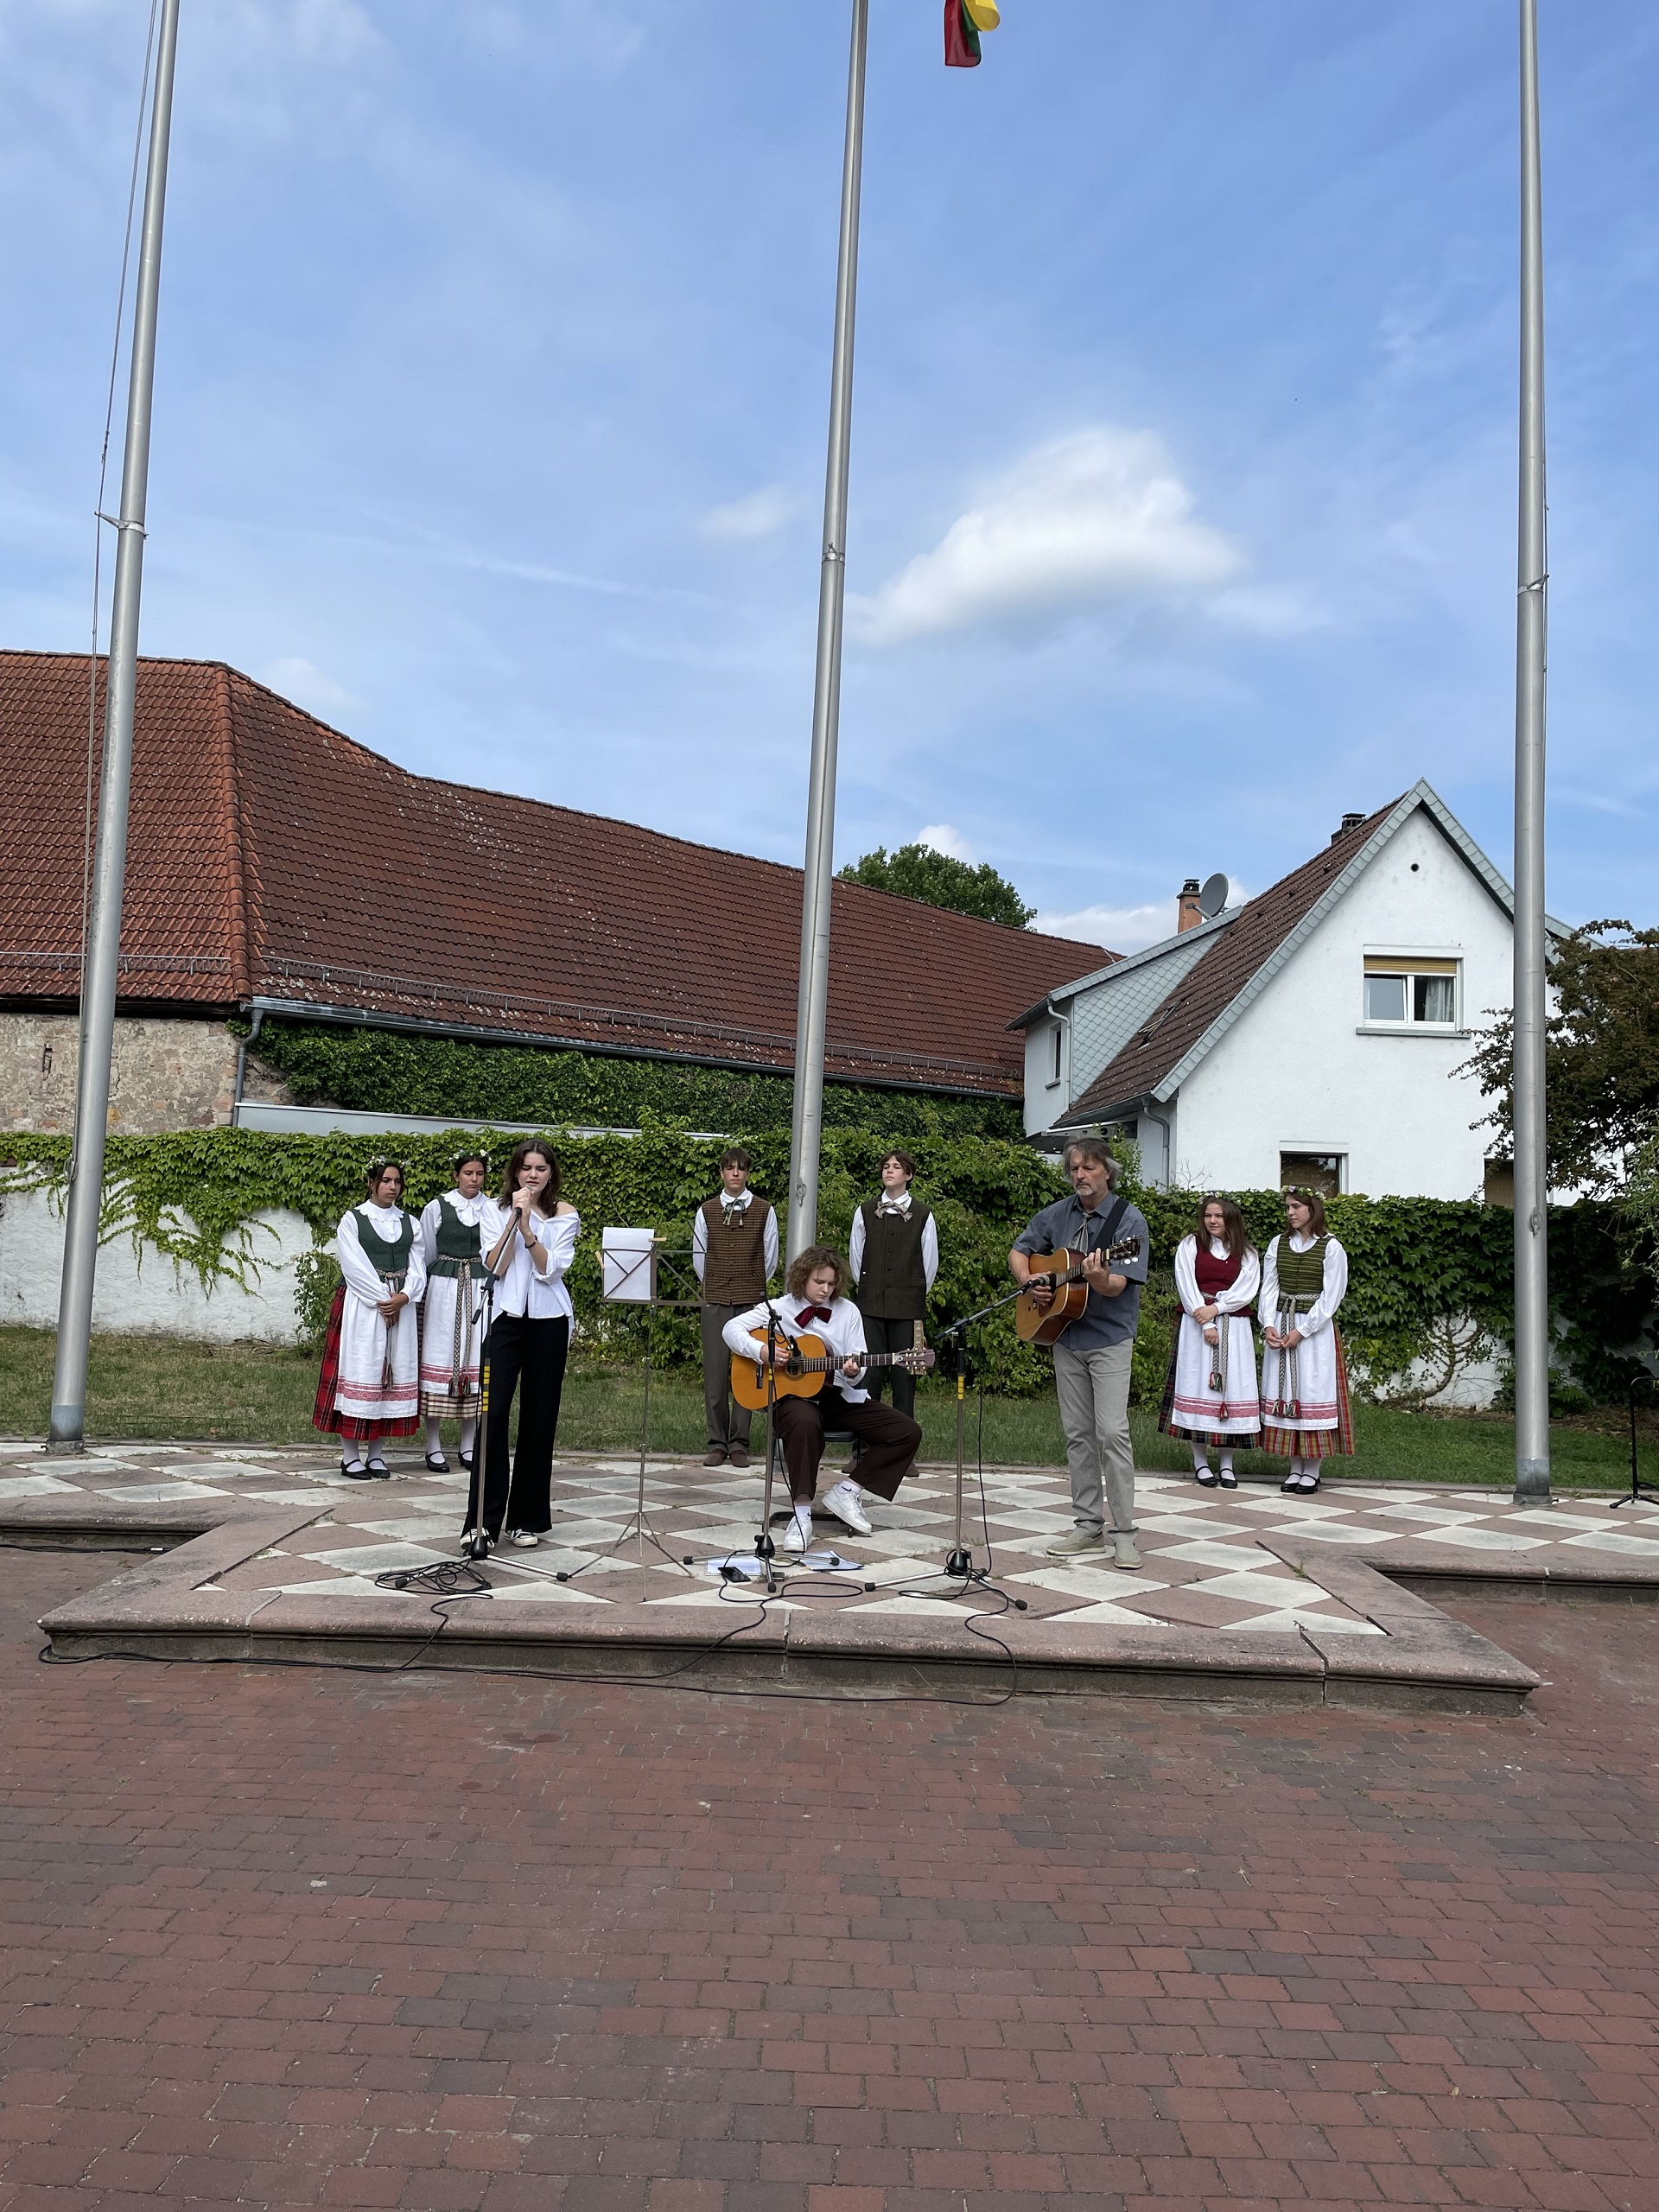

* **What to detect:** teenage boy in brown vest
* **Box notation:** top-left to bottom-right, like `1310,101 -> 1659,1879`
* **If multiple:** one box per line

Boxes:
692,1147 -> 779,1467
848,1148 -> 938,1421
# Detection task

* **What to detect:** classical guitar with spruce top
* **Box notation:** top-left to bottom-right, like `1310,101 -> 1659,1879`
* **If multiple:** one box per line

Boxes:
1014,1236 -> 1141,1347
729,1330 -> 937,1412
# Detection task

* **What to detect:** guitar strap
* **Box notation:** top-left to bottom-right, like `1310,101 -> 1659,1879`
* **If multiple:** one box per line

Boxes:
1084,1194 -> 1129,1263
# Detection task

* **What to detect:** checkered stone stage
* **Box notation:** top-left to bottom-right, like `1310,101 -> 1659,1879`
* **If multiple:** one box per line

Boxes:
6,1437 -> 1654,1639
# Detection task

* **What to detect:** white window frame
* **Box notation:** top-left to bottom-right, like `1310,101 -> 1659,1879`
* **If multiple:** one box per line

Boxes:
1046,1020 -> 1065,1090
1279,1147 -> 1347,1194
1357,947 -> 1466,1037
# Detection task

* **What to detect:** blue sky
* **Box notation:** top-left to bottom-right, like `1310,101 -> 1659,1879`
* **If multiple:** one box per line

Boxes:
3,0 -> 1655,950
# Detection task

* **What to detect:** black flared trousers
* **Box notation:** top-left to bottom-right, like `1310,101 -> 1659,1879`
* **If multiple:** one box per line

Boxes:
466,1313 -> 569,1538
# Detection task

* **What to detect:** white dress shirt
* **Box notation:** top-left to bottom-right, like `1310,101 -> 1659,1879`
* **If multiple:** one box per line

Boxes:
480,1198 -> 582,1322
1173,1236 -> 1262,1317
1258,1232 -> 1349,1337
690,1186 -> 779,1284
721,1294 -> 871,1404
848,1191 -> 939,1292
418,1189 -> 489,1265
336,1203 -> 427,1309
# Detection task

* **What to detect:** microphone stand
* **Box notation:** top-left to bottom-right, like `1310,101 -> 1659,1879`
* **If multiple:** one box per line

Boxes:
753,1305 -> 783,1592
933,1273 -> 1056,1586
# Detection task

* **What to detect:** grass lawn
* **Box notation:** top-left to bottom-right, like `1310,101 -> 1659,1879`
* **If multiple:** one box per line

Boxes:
0,1324 -> 1648,1491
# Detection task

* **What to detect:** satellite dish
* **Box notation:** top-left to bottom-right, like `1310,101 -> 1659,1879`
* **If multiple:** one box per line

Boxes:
1198,872 -> 1230,920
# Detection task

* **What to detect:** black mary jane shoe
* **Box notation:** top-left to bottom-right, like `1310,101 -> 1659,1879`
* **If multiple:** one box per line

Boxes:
1195,1470 -> 1219,1489
424,1451 -> 449,1473
1296,1472 -> 1322,1495
340,1459 -> 372,1482
1281,1472 -> 1302,1493
365,1456 -> 391,1480
1217,1470 -> 1238,1490
457,1451 -> 475,1473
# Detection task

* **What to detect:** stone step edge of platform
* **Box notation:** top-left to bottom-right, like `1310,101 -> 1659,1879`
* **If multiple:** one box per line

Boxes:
8,1497 -> 1594,1716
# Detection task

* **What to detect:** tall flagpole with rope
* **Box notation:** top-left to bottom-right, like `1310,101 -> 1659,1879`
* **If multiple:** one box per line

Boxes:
785,0 -> 1000,1263
48,0 -> 183,1452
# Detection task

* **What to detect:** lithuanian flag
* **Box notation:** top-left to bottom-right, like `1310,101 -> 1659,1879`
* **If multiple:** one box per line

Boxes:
944,0 -> 999,69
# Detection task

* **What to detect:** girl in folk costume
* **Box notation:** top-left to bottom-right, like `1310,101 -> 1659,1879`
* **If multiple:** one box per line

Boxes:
1259,1187 -> 1355,1494
417,1148 -> 490,1474
1159,1194 -> 1262,1488
313,1160 -> 427,1479
461,1140 -> 581,1559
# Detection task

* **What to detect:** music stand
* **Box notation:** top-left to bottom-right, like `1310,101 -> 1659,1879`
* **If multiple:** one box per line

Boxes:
1610,1372 -> 1659,1510
556,1230 -> 699,1583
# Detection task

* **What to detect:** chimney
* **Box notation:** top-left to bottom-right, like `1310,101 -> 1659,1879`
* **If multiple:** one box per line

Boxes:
1177,878 -> 1203,932
1331,810 -> 1366,845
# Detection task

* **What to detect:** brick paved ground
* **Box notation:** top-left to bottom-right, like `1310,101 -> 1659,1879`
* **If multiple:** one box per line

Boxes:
2,1550 -> 1655,2212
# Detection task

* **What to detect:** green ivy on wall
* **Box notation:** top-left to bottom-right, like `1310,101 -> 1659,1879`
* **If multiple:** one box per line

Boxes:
3,1128 -> 1651,1402
238,1017 -> 1026,1142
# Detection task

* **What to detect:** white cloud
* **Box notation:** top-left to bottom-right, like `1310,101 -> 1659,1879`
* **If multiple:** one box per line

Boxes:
260,656 -> 361,718
917,823 -> 976,861
1033,877 -> 1247,953
699,484 -> 797,543
848,428 -> 1244,647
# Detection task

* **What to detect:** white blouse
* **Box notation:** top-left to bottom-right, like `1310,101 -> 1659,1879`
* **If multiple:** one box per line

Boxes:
1173,1235 -> 1261,1318
722,1294 -> 871,1404
335,1203 -> 427,1307
419,1190 -> 489,1265
480,1198 -> 582,1322
1259,1232 -> 1349,1338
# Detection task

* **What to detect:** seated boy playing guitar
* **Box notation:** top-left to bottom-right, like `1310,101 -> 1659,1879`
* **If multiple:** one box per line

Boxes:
722,1243 -> 924,1553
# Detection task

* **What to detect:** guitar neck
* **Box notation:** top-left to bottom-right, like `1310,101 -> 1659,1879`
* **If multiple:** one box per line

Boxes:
789,1351 -> 912,1373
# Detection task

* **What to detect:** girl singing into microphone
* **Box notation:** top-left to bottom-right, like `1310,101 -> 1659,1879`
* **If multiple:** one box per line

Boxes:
461,1140 -> 580,1557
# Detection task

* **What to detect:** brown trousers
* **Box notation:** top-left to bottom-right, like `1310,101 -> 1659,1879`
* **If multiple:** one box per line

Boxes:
773,1394 -> 921,1506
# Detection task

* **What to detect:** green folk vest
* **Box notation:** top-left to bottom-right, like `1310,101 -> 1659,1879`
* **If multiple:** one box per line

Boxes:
700,1196 -> 772,1306
856,1198 -> 931,1319
355,1206 -> 414,1281
1275,1234 -> 1329,1306
428,1195 -> 483,1279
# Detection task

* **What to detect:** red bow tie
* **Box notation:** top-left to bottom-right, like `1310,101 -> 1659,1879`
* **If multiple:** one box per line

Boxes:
798,1304 -> 833,1324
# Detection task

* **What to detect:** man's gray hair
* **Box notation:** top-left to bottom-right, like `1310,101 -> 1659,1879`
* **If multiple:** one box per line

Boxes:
1061,1135 -> 1118,1187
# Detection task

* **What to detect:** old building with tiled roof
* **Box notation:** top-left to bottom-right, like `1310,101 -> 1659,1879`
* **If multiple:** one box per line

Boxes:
1013,785 -> 1548,1202
0,651 -> 1114,1135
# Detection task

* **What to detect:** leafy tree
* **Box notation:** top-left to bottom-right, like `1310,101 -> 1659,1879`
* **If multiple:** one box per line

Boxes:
1461,920 -> 1659,1194
837,842 -> 1034,928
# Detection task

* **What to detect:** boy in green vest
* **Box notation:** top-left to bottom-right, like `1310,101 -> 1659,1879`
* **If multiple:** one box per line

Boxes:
691,1147 -> 779,1467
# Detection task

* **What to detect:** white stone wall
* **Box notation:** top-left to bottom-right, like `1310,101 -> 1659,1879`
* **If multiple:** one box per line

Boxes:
0,1185 -> 310,1342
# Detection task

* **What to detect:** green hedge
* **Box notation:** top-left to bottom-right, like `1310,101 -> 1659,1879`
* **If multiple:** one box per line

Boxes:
3,1127 -> 1652,1403
238,1017 -> 1025,1142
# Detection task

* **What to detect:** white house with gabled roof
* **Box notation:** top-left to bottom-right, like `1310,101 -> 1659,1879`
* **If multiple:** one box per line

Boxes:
1012,783 -> 1557,1202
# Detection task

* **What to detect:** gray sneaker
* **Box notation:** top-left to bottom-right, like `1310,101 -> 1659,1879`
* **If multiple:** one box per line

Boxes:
1113,1535 -> 1142,1572
1046,1529 -> 1108,1557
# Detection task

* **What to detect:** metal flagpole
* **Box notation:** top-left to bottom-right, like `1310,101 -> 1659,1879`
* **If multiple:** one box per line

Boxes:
1511,0 -> 1550,1504
48,0 -> 183,1453
785,0 -> 869,1263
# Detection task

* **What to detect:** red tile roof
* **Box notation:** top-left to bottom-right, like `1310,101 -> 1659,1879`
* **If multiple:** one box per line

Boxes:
0,652 -> 1115,1096
1059,798 -> 1404,1122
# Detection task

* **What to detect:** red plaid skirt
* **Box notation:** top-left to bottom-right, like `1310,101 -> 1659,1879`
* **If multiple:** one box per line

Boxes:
1260,1325 -> 1356,1458
311,1282 -> 422,1443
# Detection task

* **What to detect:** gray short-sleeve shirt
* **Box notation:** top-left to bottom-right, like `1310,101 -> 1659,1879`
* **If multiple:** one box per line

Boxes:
1013,1192 -> 1151,1351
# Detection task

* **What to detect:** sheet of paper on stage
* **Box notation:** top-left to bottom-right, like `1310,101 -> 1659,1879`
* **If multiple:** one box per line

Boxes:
601,1227 -> 657,1303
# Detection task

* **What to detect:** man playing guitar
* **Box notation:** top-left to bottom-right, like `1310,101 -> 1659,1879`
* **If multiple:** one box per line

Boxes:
722,1244 -> 923,1554
1010,1136 -> 1150,1569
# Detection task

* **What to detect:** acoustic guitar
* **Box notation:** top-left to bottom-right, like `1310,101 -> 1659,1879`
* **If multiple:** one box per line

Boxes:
729,1330 -> 937,1413
1014,1236 -> 1141,1347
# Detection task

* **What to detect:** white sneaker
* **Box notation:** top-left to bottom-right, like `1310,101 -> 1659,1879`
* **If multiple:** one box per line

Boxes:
823,1479 -> 873,1535
784,1513 -> 812,1554
508,1529 -> 539,1548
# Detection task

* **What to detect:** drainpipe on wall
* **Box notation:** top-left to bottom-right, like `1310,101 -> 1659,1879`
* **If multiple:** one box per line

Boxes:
232,1006 -> 263,1125
1140,1101 -> 1174,1190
